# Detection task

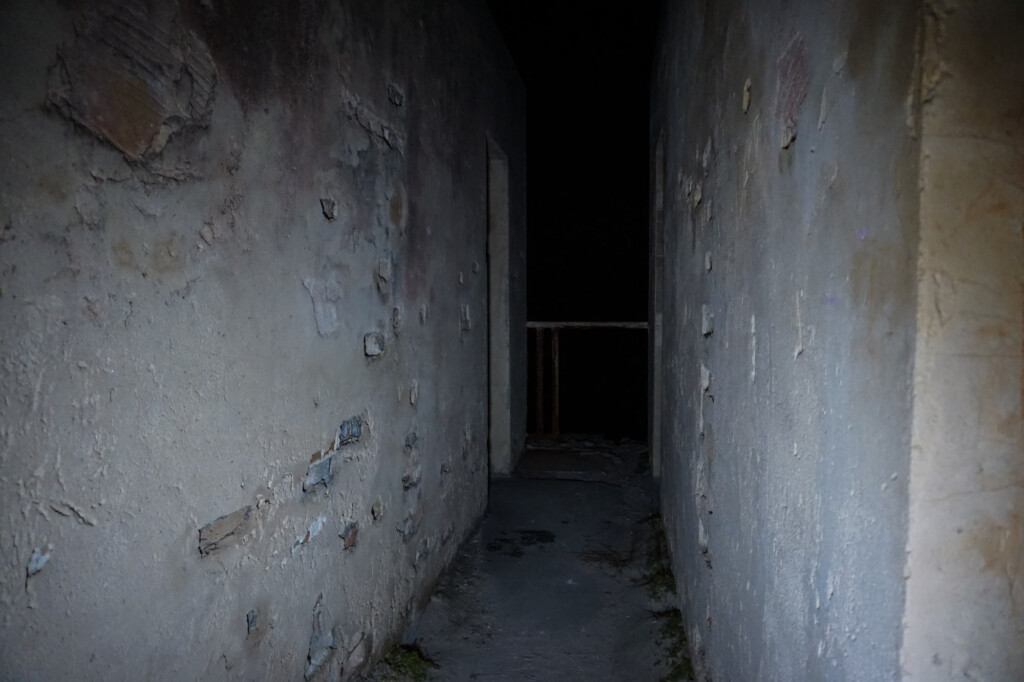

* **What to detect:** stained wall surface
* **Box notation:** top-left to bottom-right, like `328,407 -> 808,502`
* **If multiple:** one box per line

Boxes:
651,0 -> 921,679
0,1 -> 525,679
903,1 -> 1024,679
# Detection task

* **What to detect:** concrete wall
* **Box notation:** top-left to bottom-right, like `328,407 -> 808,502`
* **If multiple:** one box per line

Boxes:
651,0 -> 921,679
0,1 -> 524,679
903,1 -> 1024,679
654,0 -> 1024,679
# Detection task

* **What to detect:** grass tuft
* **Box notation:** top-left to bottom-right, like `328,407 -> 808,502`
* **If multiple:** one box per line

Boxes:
380,644 -> 438,681
646,514 -> 694,681
655,608 -> 695,681
645,514 -> 677,601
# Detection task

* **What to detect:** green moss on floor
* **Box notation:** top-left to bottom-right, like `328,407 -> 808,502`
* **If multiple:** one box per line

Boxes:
646,514 -> 694,681
645,514 -> 677,601
655,608 -> 695,681
379,644 -> 438,681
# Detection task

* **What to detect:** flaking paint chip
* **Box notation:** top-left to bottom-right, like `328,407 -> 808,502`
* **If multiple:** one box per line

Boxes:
303,451 -> 334,491
304,593 -> 341,680
26,546 -> 51,580
364,332 -> 385,357
47,5 -> 217,160
303,416 -> 363,492
246,609 -> 259,638
781,120 -> 797,149
392,306 -> 403,335
199,505 -> 255,556
387,83 -> 405,107
397,512 -> 419,541
340,521 -> 358,550
320,197 -> 338,221
292,516 -> 327,554
199,224 -> 215,245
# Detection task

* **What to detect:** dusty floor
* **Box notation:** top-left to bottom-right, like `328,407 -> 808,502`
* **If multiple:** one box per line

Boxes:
360,436 -> 694,682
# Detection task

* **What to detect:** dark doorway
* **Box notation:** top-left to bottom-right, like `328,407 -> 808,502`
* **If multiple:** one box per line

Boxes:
488,1 -> 659,440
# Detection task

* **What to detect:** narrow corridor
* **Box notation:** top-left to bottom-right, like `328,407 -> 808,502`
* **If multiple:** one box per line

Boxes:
362,437 -> 691,681
0,1 -> 1020,681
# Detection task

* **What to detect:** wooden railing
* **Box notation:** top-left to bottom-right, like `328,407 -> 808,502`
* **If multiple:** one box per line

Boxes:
527,321 -> 648,436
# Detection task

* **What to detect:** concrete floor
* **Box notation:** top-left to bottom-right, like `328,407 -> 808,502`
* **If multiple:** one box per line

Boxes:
361,437 -> 692,681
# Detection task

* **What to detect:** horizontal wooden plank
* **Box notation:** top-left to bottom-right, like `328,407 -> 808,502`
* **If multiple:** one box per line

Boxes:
525,321 -> 648,330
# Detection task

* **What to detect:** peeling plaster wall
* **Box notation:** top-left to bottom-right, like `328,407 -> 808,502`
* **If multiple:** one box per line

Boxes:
903,1 -> 1024,679
0,1 -> 525,679
651,0 -> 920,679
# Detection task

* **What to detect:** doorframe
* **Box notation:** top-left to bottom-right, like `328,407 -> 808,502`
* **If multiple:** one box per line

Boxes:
649,131 -> 666,476
487,138 -> 512,475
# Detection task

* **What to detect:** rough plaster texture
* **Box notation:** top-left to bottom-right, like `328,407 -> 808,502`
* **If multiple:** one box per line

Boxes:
652,0 -> 920,679
903,1 -> 1024,679
0,1 -> 525,679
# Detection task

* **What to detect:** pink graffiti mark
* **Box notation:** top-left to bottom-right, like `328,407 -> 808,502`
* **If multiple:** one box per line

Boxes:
776,34 -> 809,126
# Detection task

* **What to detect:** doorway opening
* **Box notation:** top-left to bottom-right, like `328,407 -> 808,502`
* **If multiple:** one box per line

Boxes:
487,2 -> 659,461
